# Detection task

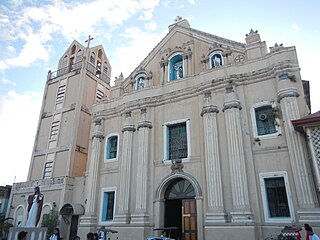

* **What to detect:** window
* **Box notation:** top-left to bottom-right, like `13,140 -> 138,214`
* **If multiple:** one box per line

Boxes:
56,85 -> 66,102
169,54 -> 183,81
251,102 -> 280,139
255,105 -> 276,135
136,75 -> 145,90
69,57 -> 75,72
43,162 -> 53,179
260,172 -> 294,223
96,60 -> 102,77
90,54 -> 95,64
210,53 -> 223,68
100,189 -> 115,222
50,121 -> 60,139
96,89 -> 104,102
163,119 -> 191,161
105,134 -> 119,161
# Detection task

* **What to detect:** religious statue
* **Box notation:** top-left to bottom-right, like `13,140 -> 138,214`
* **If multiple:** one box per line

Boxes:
214,56 -> 221,67
25,186 -> 44,227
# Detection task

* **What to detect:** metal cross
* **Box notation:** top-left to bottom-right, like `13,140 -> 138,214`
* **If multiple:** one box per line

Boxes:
85,35 -> 94,48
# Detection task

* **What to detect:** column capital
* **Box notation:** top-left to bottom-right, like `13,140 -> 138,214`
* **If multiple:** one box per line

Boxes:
277,88 -> 300,102
222,100 -> 242,112
137,121 -> 153,130
91,132 -> 104,140
122,124 -> 136,132
200,105 -> 219,116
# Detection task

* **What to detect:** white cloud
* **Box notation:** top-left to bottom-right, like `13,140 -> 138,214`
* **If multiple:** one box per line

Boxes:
112,26 -> 166,79
1,78 -> 16,85
0,0 -> 161,70
188,0 -> 196,5
290,22 -> 300,34
177,5 -> 184,10
145,21 -> 158,31
0,90 -> 42,185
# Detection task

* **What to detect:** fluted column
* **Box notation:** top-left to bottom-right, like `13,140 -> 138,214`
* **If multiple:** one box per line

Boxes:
114,111 -> 135,224
132,108 -> 152,224
277,76 -> 318,209
201,91 -> 226,223
223,86 -> 252,222
78,117 -> 104,233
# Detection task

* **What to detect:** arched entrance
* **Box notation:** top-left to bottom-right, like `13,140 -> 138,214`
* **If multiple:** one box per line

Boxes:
60,203 -> 84,240
164,178 -> 197,240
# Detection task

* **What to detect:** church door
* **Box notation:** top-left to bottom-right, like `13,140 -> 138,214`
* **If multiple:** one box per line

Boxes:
182,199 -> 197,240
164,178 -> 197,240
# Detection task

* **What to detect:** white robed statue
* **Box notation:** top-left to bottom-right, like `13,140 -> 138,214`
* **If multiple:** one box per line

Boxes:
25,186 -> 44,227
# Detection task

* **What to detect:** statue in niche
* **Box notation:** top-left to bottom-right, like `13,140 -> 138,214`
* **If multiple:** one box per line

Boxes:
174,62 -> 183,79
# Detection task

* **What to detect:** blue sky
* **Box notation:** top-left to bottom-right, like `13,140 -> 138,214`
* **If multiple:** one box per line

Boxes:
0,0 -> 319,186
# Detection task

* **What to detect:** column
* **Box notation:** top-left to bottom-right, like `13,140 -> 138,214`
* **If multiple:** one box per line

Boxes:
200,91 -> 226,223
114,111 -> 135,224
132,108 -> 152,224
223,86 -> 253,222
160,59 -> 168,84
277,73 -> 318,215
78,117 -> 104,234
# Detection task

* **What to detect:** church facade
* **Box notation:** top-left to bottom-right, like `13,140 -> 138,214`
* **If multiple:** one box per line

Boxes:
7,19 -> 320,240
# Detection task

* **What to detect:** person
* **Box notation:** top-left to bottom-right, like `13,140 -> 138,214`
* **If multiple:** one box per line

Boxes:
49,227 -> 61,240
72,236 -> 80,240
18,231 -> 27,240
25,186 -> 44,227
160,230 -> 166,237
305,225 -> 320,240
93,233 -> 99,240
98,227 -> 105,240
305,224 -> 311,240
87,232 -> 94,240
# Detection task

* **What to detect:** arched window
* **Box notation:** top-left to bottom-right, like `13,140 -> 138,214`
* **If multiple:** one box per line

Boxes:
71,45 -> 76,55
90,53 -> 96,64
169,54 -> 183,81
165,178 -> 195,199
135,75 -> 145,90
105,134 -> 119,161
210,52 -> 223,68
98,49 -> 103,59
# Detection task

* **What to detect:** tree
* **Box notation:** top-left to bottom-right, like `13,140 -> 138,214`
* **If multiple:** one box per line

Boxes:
41,209 -> 59,239
0,215 -> 13,240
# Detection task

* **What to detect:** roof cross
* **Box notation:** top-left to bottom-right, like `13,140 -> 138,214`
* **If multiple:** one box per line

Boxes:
85,35 -> 94,48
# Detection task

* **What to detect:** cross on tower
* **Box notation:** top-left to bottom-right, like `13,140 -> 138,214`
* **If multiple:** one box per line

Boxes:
85,35 -> 94,48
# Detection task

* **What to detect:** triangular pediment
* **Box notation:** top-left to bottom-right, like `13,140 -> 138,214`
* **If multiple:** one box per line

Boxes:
119,20 -> 246,92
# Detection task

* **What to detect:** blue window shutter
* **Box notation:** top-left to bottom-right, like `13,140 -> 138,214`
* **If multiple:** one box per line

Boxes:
101,192 -> 108,221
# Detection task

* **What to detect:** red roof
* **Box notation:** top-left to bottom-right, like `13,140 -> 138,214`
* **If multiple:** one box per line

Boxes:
292,110 -> 320,133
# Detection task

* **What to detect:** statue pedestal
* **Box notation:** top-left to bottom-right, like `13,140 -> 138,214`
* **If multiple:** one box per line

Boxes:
8,227 -> 47,240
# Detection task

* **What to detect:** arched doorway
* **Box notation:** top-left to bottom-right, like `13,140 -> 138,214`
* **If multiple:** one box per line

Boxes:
60,203 -> 84,240
164,178 -> 197,240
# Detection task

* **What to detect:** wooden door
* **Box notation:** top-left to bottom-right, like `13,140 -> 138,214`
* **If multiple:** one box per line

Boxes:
182,199 -> 197,240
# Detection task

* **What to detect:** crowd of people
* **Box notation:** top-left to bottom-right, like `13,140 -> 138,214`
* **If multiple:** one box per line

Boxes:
16,223 -> 320,240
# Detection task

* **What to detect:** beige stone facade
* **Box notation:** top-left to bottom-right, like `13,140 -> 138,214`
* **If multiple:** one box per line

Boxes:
7,19 -> 320,240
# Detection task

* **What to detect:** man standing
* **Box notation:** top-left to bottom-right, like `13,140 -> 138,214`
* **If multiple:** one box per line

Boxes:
25,186 -> 44,227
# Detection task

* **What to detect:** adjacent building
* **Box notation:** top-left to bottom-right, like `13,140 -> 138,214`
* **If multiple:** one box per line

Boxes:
7,18 -> 320,240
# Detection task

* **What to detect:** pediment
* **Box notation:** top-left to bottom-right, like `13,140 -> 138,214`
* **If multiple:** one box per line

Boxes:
119,21 -> 246,93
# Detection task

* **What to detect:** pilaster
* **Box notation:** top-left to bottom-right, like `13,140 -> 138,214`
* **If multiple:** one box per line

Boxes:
78,117 -> 104,234
277,73 -> 318,209
223,86 -> 253,222
114,111 -> 135,224
201,91 -> 226,223
132,108 -> 152,224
